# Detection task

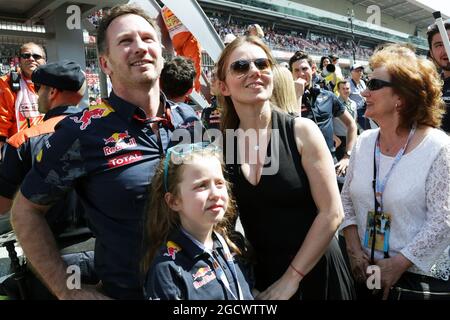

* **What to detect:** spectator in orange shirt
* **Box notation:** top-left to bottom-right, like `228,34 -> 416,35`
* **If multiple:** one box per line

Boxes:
0,42 -> 46,157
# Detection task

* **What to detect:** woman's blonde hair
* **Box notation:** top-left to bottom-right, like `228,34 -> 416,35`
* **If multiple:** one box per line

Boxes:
370,43 -> 445,130
271,64 -> 298,114
142,147 -> 240,272
216,36 -> 277,131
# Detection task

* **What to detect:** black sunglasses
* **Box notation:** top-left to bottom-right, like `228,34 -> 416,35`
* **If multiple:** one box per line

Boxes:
229,58 -> 272,76
34,83 -> 41,92
366,79 -> 394,91
20,53 -> 44,60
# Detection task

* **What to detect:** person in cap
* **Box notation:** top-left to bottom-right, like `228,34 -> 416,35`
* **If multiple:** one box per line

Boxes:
427,21 -> 450,134
0,60 -> 86,236
348,63 -> 368,131
10,4 -> 201,300
223,33 -> 237,46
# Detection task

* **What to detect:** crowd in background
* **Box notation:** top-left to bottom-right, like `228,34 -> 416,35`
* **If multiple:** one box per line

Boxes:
210,17 -> 374,60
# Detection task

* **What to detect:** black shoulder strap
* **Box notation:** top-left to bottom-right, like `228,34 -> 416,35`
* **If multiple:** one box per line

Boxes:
9,70 -> 21,92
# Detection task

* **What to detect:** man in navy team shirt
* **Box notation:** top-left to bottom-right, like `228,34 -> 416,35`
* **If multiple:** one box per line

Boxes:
11,4 -> 200,300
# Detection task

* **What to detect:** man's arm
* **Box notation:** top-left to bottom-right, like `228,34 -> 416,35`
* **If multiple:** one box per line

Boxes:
11,191 -> 108,299
0,141 -> 30,214
11,191 -> 70,298
0,140 -> 4,161
0,76 -> 15,140
335,110 -> 357,176
340,110 -> 357,154
294,78 -> 306,114
0,195 -> 12,216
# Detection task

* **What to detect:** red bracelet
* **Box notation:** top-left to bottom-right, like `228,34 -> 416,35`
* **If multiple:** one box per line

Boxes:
290,263 -> 305,278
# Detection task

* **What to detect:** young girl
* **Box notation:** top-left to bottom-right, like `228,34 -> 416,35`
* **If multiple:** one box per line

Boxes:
142,143 -> 254,300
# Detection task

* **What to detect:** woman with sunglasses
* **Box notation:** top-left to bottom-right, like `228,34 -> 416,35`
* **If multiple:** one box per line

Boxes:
341,43 -> 450,300
216,36 -> 355,300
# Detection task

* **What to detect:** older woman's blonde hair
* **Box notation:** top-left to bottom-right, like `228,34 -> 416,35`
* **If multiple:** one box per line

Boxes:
271,64 -> 299,115
216,36 -> 277,131
370,43 -> 445,130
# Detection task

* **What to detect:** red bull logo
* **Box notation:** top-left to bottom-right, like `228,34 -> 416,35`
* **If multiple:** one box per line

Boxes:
103,131 -> 130,145
71,105 -> 113,130
163,241 -> 181,260
192,266 -> 211,281
103,131 -> 137,156
192,265 -> 216,289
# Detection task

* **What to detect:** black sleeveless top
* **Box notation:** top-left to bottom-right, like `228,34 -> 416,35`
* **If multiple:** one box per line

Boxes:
226,110 -> 354,300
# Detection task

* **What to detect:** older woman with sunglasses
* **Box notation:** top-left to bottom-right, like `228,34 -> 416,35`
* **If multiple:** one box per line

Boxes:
216,36 -> 355,300
341,44 -> 450,300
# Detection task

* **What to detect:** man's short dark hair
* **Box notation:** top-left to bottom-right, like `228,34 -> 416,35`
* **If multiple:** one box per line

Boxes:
97,4 -> 160,55
289,50 -> 314,70
426,22 -> 450,49
160,56 -> 196,99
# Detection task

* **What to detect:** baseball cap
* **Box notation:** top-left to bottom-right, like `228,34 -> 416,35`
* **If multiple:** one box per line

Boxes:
32,60 -> 85,91
329,54 -> 339,60
351,63 -> 364,71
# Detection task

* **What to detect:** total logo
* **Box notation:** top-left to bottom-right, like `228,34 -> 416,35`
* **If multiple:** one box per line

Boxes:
107,151 -> 143,168
103,130 -> 137,156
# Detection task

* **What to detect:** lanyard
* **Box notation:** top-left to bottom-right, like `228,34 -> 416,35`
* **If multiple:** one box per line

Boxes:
370,125 -> 416,263
374,125 -> 416,211
180,228 -> 243,300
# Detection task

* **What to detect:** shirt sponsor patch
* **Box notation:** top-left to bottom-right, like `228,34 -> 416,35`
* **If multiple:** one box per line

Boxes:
192,266 -> 216,289
103,130 -> 137,156
107,151 -> 142,168
70,104 -> 114,130
163,241 -> 181,260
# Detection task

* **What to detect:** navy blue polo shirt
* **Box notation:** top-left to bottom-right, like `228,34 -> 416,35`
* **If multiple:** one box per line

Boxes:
144,228 -> 254,300
201,97 -> 221,131
301,87 -> 345,155
20,92 -> 201,299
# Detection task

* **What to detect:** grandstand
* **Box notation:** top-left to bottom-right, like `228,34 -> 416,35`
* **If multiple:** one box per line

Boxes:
199,0 -> 440,69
